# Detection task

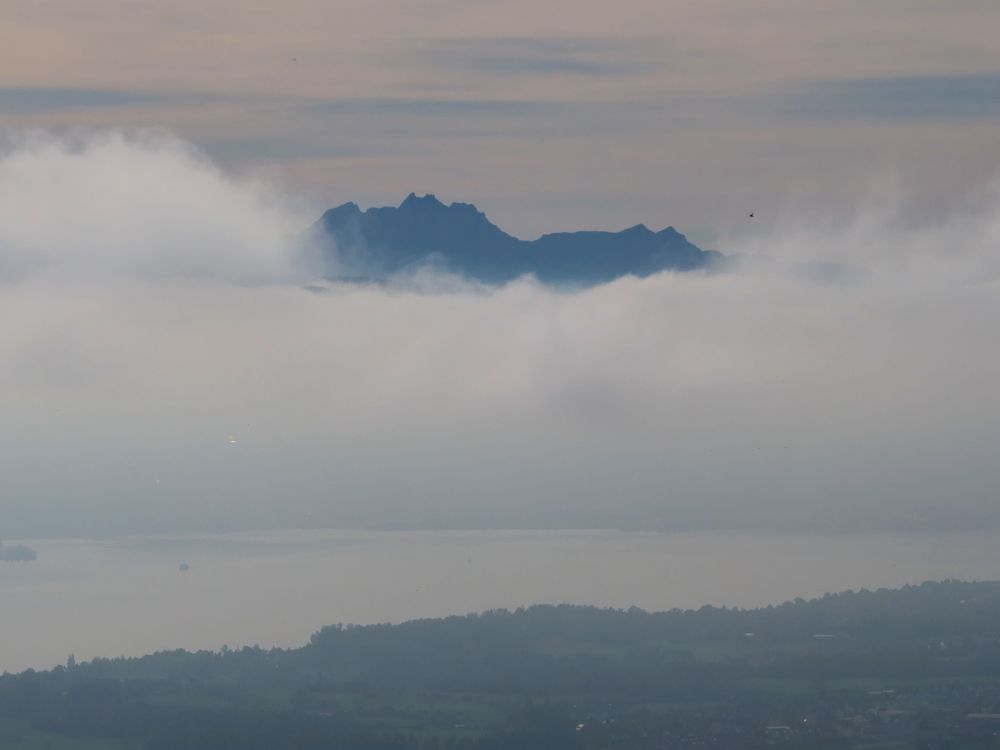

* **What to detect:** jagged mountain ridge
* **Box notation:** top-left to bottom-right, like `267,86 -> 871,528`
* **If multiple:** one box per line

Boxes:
313,193 -> 722,284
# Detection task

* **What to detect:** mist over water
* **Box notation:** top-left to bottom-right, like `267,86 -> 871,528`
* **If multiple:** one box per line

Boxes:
1,133 -> 1000,679
1,131 -> 999,537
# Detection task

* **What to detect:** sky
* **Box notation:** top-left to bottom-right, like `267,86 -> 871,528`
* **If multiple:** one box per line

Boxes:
3,0 -> 1000,242
2,4 -> 1000,538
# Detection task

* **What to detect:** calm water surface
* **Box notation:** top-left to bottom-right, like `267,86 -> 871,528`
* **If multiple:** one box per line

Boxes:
2,529 -> 999,673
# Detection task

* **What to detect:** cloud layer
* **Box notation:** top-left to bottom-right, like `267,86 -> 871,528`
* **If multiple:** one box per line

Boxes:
0,131 -> 305,283
1,132 -> 999,538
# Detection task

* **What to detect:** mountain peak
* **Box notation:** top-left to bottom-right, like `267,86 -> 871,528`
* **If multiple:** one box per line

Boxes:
320,201 -> 362,230
623,223 -> 652,235
400,192 -> 445,210
314,195 -> 719,285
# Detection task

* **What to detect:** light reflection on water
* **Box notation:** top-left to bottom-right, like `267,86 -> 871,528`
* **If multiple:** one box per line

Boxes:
1,528 -> 999,673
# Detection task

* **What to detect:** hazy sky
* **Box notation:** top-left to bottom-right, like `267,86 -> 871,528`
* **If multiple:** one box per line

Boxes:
4,1 -> 1000,241
2,5 -> 1000,538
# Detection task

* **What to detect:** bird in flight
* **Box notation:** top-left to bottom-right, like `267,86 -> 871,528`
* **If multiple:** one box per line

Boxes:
748,212 -> 755,218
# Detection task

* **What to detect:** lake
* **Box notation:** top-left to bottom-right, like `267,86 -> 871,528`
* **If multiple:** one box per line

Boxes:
2,528 -> 999,673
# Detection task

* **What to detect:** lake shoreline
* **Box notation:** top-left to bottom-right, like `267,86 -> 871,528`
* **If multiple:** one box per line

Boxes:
4,528 -> 1000,673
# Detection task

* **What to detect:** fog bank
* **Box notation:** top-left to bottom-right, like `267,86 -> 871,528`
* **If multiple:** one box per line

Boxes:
1,133 -> 998,536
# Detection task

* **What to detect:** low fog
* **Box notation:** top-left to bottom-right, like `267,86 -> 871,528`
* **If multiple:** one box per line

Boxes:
1,132 -> 998,538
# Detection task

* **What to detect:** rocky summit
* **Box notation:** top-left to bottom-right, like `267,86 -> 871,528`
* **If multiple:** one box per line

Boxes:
312,193 -> 722,285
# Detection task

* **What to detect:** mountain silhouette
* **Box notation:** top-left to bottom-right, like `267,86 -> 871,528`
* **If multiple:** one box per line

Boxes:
312,193 -> 722,285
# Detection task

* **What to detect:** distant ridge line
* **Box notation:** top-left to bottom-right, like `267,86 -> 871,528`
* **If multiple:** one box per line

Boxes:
312,193 -> 723,285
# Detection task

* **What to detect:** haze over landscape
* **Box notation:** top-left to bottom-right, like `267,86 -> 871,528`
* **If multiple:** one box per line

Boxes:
1,131 -> 999,538
3,5 -> 1000,747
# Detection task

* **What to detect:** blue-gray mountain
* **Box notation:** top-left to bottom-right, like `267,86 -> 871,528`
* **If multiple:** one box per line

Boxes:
312,193 -> 723,285
0,541 -> 36,562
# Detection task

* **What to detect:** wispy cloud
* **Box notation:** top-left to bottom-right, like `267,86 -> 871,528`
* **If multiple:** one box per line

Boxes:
306,96 -> 567,117
418,37 -> 657,78
198,135 -> 382,162
0,87 -> 163,113
779,74 -> 1000,120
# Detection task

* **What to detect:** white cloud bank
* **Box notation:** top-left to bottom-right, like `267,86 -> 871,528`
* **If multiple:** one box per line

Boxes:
0,131 -> 307,283
1,132 -> 999,537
